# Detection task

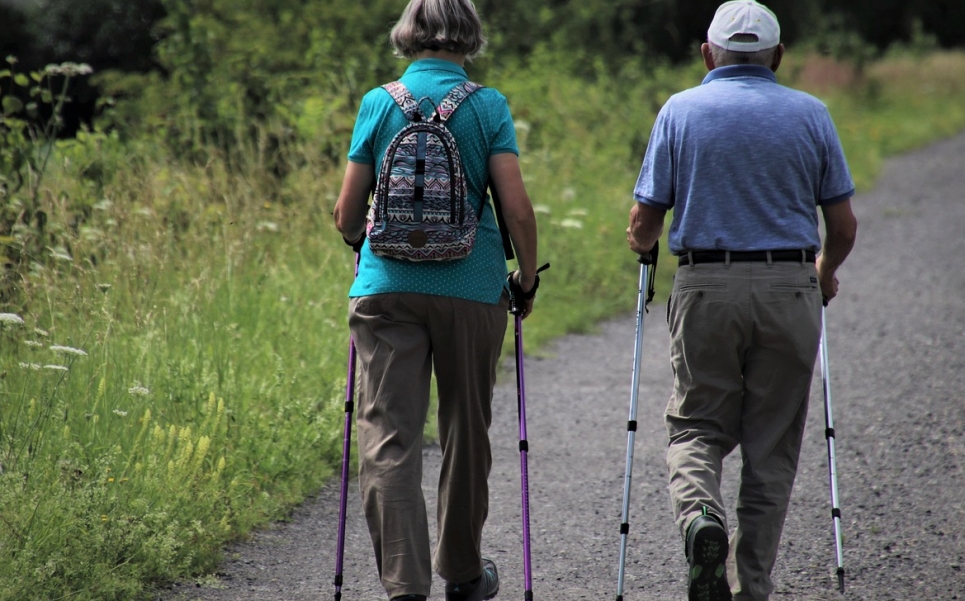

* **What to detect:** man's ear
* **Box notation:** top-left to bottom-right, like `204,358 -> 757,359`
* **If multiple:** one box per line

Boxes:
771,44 -> 785,73
701,43 -> 716,71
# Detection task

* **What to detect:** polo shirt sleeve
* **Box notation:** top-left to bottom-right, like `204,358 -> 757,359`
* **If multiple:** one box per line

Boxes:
347,89 -> 381,164
633,105 -> 675,210
487,91 -> 519,156
818,109 -> 855,205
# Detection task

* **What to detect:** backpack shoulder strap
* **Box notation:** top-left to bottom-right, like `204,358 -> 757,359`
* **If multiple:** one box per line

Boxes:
382,81 -> 421,122
434,81 -> 512,259
432,81 -> 484,123
488,181 -> 515,261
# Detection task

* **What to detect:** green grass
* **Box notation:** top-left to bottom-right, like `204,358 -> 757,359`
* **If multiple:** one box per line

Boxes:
1,49 -> 964,600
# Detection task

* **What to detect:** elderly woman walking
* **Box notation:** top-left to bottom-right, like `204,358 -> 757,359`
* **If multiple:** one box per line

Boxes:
333,1 -> 540,600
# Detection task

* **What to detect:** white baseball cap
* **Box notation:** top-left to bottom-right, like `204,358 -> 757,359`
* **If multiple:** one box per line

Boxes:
708,0 -> 781,52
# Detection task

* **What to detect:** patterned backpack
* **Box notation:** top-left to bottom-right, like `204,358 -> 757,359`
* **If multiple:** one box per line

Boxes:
366,80 -> 483,261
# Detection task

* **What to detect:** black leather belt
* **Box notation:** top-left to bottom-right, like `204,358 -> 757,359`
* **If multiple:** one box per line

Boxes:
678,250 -> 815,267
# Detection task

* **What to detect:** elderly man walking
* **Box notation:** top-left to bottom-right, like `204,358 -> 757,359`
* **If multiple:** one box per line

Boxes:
626,2 -> 858,600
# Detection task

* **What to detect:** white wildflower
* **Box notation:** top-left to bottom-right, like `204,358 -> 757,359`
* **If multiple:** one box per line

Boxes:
562,187 -> 577,201
50,345 -> 88,356
44,62 -> 93,77
0,313 -> 24,325
533,204 -> 552,215
113,409 -> 128,417
128,386 -> 150,397
43,364 -> 69,372
33,328 -> 49,337
24,340 -> 43,348
566,208 -> 588,217
559,218 -> 584,229
97,283 -> 112,293
514,120 -> 532,134
19,362 -> 42,370
256,221 -> 280,233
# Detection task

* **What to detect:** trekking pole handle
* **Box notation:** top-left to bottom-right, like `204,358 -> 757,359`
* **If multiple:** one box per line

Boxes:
508,263 -> 550,316
637,241 -> 659,305
637,239 -> 659,266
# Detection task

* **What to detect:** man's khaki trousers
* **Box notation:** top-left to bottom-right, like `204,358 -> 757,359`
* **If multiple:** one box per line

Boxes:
665,259 -> 823,601
349,292 -> 508,599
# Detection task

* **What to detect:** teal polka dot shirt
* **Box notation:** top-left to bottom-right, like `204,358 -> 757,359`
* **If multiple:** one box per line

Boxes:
346,58 -> 519,305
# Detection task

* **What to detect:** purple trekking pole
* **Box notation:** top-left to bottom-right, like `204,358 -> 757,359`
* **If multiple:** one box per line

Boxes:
508,263 -> 549,601
334,250 -> 361,601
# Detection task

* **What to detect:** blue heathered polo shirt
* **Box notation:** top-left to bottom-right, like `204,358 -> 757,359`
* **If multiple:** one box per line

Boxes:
633,65 -> 855,255
346,59 -> 518,304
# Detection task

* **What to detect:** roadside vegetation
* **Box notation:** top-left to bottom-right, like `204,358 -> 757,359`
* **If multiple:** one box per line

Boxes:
1,9 -> 963,598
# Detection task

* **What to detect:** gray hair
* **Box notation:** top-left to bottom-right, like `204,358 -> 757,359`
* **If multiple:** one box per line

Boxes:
390,0 -> 487,60
709,34 -> 778,67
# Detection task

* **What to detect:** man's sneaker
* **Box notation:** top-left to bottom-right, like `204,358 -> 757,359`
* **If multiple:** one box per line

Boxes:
391,596 -> 427,601
445,558 -> 499,601
686,515 -> 732,601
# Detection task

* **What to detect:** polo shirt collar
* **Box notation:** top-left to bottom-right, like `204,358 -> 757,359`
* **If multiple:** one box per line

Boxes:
702,64 -> 777,85
404,58 -> 468,78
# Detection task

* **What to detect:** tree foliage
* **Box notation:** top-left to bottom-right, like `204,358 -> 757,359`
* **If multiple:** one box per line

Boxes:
0,0 -> 962,161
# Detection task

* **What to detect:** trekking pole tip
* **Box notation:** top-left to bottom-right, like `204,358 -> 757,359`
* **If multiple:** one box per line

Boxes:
836,568 -> 845,593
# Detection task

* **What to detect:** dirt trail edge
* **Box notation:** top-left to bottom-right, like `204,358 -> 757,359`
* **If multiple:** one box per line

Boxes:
157,132 -> 965,601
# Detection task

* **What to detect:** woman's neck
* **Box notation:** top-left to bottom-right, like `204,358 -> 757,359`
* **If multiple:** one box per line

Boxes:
414,49 -> 466,67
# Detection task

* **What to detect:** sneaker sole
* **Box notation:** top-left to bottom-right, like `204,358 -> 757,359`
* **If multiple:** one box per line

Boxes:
688,524 -> 731,601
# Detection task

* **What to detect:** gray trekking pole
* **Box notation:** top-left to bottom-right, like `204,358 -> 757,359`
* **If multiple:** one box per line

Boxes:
616,242 -> 658,601
818,304 -> 845,593
334,243 -> 362,601
508,262 -> 549,601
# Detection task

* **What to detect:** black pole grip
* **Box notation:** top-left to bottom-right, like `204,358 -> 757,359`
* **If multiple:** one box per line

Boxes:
638,239 -> 659,266
638,241 -> 659,305
508,263 -> 550,315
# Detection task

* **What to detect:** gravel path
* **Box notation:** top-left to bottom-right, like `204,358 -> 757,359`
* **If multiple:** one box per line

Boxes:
157,132 -> 965,601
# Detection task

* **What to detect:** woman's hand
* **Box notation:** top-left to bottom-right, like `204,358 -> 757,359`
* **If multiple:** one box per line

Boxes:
511,269 -> 536,319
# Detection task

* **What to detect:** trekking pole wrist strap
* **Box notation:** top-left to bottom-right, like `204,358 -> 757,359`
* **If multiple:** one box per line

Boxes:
508,263 -> 550,313
519,275 -> 540,300
343,235 -> 365,254
519,263 -> 550,299
508,274 -> 536,303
